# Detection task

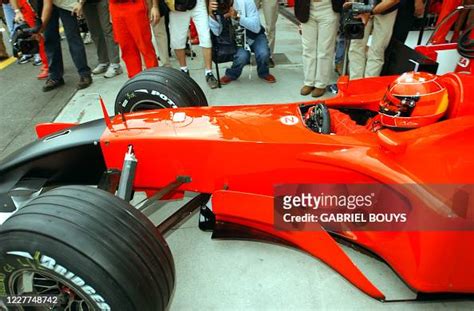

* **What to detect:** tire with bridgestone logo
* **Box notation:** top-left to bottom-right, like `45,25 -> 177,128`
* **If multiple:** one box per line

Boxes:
0,186 -> 174,311
114,67 -> 208,114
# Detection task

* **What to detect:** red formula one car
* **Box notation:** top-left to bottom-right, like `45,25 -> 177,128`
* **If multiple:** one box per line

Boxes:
0,68 -> 473,310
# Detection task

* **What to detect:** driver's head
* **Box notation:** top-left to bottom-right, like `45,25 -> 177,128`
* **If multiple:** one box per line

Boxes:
379,71 -> 448,129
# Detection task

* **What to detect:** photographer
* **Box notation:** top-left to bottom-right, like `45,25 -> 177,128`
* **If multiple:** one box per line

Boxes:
208,0 -> 276,84
10,0 -> 49,79
347,0 -> 400,79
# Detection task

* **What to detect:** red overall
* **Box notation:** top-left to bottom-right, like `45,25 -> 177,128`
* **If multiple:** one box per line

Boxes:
109,0 -> 158,77
19,0 -> 48,70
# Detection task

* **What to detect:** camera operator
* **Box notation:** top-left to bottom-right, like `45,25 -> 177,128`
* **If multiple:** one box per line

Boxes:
348,0 -> 399,79
208,0 -> 276,84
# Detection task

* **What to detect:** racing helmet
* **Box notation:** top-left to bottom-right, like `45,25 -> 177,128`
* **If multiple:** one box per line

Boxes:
379,72 -> 449,128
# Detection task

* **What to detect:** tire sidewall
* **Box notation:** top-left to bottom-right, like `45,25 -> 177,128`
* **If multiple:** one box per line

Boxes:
116,81 -> 182,113
0,234 -> 116,311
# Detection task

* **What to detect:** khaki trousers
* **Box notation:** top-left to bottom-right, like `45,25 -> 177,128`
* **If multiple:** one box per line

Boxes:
83,0 -> 120,64
348,10 -> 397,79
301,0 -> 338,88
152,17 -> 171,67
255,0 -> 279,54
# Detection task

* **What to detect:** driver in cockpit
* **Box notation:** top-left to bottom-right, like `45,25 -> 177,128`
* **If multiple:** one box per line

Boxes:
307,71 -> 449,135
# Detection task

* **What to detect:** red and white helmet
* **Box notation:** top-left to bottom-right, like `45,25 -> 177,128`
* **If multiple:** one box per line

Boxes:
379,72 -> 449,128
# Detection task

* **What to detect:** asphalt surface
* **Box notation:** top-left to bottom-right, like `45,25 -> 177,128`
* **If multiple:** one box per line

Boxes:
0,34 -> 97,159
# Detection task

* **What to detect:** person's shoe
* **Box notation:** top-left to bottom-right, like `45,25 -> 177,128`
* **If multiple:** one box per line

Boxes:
33,54 -> 42,66
77,75 -> 93,89
17,54 -> 33,64
37,68 -> 49,80
268,57 -> 275,68
180,68 -> 190,76
300,85 -> 314,96
335,62 -> 343,76
92,63 -> 109,75
311,87 -> 326,98
206,72 -> 218,89
42,78 -> 65,92
260,74 -> 276,83
104,64 -> 123,78
220,75 -> 232,85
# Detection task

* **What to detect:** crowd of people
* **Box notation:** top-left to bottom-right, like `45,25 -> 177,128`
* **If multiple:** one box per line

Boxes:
0,0 -> 426,95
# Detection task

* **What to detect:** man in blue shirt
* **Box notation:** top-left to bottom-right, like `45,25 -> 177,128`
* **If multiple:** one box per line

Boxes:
208,0 -> 276,84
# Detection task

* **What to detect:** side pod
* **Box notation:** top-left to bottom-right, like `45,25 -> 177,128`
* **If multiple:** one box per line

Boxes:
0,119 -> 107,212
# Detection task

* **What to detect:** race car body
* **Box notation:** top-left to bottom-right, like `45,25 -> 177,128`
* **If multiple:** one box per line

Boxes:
1,70 -> 474,307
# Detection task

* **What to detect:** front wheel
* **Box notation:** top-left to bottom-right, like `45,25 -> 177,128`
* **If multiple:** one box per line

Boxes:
115,67 -> 208,114
0,186 -> 174,311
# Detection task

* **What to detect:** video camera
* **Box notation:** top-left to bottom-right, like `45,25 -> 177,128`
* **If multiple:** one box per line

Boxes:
341,1 -> 375,39
212,0 -> 246,49
12,23 -> 39,57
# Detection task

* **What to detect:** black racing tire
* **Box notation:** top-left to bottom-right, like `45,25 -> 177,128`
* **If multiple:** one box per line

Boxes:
115,67 -> 208,114
0,186 -> 174,311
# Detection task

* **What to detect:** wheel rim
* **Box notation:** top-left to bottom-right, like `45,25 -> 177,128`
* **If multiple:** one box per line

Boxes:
129,99 -> 167,112
9,269 -> 95,311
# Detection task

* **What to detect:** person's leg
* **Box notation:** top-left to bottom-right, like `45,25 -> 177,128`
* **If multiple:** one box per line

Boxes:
301,4 -> 318,87
261,0 -> 278,55
348,16 -> 373,79
110,5 -> 142,77
365,10 -> 397,77
126,5 -> 158,69
191,0 -> 212,71
314,3 -> 338,88
169,10 -> 191,68
251,33 -> 271,78
152,17 -> 171,67
391,1 -> 414,43
97,0 -> 120,64
43,6 -> 63,80
83,2 -> 109,64
335,32 -> 345,65
2,4 -> 15,34
58,7 -> 91,77
225,48 -> 251,80
0,31 -> 8,58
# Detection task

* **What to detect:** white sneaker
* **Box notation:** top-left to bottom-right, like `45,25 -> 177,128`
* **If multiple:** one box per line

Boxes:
92,63 -> 109,75
104,64 -> 123,78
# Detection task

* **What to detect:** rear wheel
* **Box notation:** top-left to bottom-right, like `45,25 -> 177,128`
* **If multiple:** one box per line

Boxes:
0,186 -> 174,311
115,67 -> 208,114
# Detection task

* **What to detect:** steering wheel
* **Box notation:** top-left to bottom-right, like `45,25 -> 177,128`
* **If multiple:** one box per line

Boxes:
307,103 -> 331,134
